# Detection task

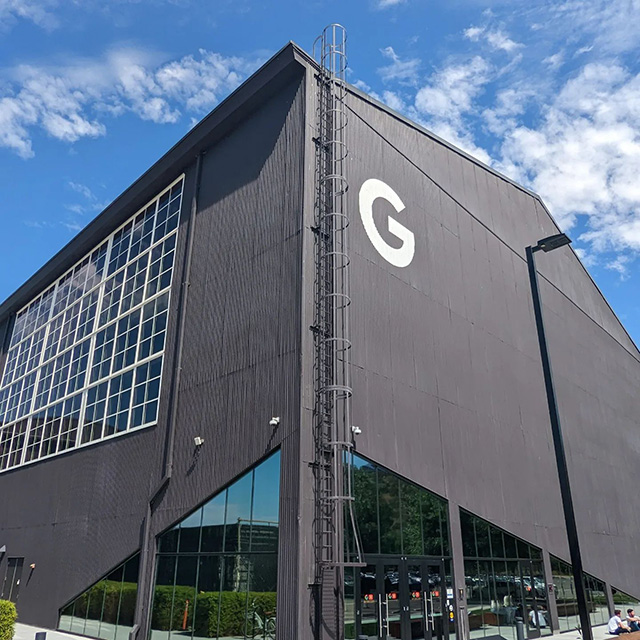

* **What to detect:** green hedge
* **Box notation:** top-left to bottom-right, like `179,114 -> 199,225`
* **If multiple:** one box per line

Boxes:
72,580 -> 138,626
151,587 -> 276,637
0,600 -> 17,640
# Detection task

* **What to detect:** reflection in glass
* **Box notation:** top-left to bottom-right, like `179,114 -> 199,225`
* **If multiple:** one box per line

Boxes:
350,453 -> 450,558
152,451 -> 280,640
461,509 -> 551,640
225,471 -> 253,553
58,553 -> 140,640
378,470 -> 402,555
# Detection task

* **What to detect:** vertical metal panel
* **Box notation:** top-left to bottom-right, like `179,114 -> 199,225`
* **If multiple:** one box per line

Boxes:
340,89 -> 640,601
147,74 -> 306,639
0,70 -> 306,634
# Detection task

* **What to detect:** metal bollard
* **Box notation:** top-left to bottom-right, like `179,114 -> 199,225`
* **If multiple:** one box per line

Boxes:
35,633 -> 47,640
515,617 -> 525,640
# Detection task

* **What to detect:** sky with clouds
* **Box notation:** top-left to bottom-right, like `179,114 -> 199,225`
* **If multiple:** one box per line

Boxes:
0,0 -> 639,343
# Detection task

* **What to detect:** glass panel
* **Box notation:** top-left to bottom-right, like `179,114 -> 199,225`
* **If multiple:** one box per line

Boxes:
344,567 -> 356,640
360,564 -> 379,640
494,560 -> 516,640
479,561 -> 500,637
517,540 -> 530,560
246,554 -> 277,639
251,451 -> 280,552
503,532 -> 517,559
401,481 -> 423,555
407,563 -> 426,640
200,492 -> 227,553
178,507 -> 203,553
59,602 -> 74,632
475,521 -> 491,558
150,555 -> 177,640
384,564 -> 402,640
460,511 -> 476,557
224,471 -> 253,552
530,561 -> 551,636
84,579 -> 107,639
490,528 -> 505,559
378,469 -> 401,554
172,556 -> 198,636
422,492 -> 443,556
465,560 -> 484,639
116,555 -> 139,640
59,554 -> 139,640
551,556 -> 578,633
193,556 -> 221,640
101,564 -> 124,640
352,456 -> 379,554
159,525 -> 180,553
586,573 -> 607,627
219,555 -> 249,640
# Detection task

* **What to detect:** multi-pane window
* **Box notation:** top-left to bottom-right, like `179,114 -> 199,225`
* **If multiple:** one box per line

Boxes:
151,451 -> 281,640
59,553 -> 140,640
461,509 -> 550,640
550,556 -> 613,632
0,176 -> 183,472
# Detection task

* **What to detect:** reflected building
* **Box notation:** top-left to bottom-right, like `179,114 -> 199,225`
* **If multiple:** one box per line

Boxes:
1,41 -> 640,640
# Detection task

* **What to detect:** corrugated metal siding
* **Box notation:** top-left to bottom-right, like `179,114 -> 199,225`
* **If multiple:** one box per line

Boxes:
145,74 -> 306,638
342,89 -> 640,599
0,70 -> 306,634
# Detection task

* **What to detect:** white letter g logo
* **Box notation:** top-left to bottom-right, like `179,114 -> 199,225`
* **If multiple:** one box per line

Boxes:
359,179 -> 415,268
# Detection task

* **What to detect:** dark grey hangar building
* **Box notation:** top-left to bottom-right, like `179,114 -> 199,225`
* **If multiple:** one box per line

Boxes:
1,39 -> 639,640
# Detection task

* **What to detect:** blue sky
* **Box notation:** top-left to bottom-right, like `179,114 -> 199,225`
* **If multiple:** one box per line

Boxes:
1,0 -> 639,344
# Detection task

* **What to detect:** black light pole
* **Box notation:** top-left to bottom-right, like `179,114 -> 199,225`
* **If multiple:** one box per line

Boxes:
526,233 -> 593,640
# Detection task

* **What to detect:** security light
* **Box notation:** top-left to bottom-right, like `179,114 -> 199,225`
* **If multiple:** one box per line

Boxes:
269,417 -> 280,427
535,233 -> 572,253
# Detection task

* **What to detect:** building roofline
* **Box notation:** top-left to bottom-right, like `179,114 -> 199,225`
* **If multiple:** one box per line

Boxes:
0,41 -> 307,320
340,71 -> 640,359
2,40 -> 637,359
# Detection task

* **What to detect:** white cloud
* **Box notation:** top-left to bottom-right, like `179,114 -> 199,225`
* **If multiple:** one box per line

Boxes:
543,52 -> 564,70
0,0 -> 58,30
464,26 -> 484,41
499,63 -> 640,252
68,181 -> 96,201
413,56 -> 492,164
482,86 -> 534,136
463,25 -> 523,54
381,90 -> 406,112
0,47 -> 262,157
377,47 -> 420,85
376,0 -> 406,8
605,255 -> 632,279
485,30 -> 522,53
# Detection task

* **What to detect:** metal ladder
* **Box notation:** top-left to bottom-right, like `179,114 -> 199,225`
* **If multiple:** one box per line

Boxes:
311,23 -> 364,591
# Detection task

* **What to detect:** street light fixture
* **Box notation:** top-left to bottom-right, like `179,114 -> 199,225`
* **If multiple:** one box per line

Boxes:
526,233 -> 593,640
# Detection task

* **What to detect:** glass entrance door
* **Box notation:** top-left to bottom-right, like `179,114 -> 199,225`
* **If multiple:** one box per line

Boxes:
356,558 -> 449,640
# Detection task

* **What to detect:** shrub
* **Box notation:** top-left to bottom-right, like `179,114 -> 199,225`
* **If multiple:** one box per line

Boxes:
151,589 -> 277,637
0,600 -> 17,640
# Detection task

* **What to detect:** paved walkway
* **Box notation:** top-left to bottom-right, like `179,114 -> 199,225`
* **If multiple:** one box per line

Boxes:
11,620 -> 626,640
14,623 -> 86,640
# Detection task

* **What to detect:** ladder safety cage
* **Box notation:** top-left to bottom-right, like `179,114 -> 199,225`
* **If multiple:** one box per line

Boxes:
312,23 -> 364,582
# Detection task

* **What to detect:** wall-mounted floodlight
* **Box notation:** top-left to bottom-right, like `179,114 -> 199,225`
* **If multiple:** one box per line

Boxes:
534,233 -> 572,253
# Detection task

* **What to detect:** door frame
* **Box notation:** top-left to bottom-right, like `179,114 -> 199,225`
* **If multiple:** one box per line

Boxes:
354,555 -> 451,640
